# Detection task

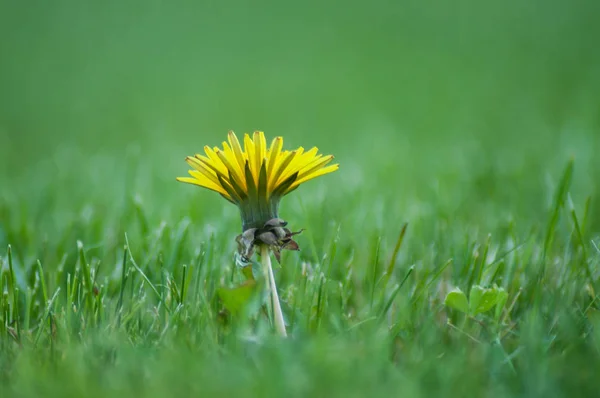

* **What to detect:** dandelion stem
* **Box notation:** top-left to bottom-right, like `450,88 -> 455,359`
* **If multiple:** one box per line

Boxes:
260,245 -> 287,337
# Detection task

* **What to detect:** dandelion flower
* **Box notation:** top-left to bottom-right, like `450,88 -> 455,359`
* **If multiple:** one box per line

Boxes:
177,130 -> 338,260
178,130 -> 338,336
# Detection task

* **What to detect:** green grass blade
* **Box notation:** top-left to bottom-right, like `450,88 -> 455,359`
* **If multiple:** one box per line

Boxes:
381,223 -> 408,290
540,159 -> 574,278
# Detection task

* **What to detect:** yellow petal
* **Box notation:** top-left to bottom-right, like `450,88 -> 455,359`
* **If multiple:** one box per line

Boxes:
271,149 -> 300,189
194,154 -> 226,181
297,155 -> 333,180
177,175 -> 232,200
269,149 -> 290,176
228,131 -> 246,171
276,147 -> 306,186
215,146 -> 246,190
291,147 -> 319,171
267,149 -> 291,192
253,131 -> 266,184
295,153 -> 323,176
202,146 -> 228,176
187,170 -> 230,195
286,163 -> 339,193
267,136 -> 283,178
243,133 -> 255,183
185,156 -> 221,186
180,131 -> 338,203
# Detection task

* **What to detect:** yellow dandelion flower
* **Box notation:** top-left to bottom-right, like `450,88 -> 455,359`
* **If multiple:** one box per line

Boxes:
177,130 -> 338,232
178,130 -> 337,337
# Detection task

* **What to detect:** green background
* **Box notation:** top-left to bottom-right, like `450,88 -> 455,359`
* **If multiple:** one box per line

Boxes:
1,0 -> 600,396
2,0 -> 599,242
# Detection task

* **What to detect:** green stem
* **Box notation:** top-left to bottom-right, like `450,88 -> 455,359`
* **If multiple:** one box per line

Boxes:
260,245 -> 287,337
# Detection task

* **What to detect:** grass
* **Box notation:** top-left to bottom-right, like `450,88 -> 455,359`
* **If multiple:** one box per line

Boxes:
1,145 -> 599,398
2,0 -> 600,396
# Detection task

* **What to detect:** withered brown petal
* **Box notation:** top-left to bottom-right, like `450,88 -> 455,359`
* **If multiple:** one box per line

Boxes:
282,228 -> 304,238
272,227 -> 287,240
273,248 -> 282,263
282,239 -> 300,251
242,228 -> 257,242
264,218 -> 288,228
257,231 -> 279,246
237,228 -> 258,259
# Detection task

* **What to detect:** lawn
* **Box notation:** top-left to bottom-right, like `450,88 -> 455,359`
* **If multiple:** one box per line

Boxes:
1,1 -> 600,397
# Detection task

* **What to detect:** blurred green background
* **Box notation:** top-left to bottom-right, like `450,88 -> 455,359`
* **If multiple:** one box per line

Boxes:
2,2 -> 600,396
1,0 -> 600,256
2,0 -> 599,151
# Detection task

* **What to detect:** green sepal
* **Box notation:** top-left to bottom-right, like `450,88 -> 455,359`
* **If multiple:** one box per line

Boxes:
284,185 -> 298,196
244,161 -> 258,201
217,174 -> 243,204
219,193 -> 236,204
239,160 -> 280,231
228,170 -> 248,201
258,161 -> 270,219
272,172 -> 298,198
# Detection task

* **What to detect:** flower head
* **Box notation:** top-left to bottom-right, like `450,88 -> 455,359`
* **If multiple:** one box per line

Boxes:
178,131 -> 338,260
